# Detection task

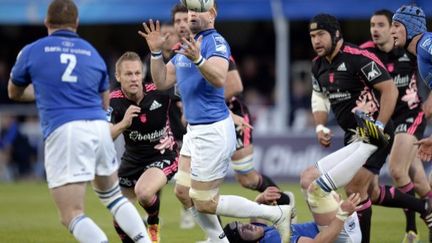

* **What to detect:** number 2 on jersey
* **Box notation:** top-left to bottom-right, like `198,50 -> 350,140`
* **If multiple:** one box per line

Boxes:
60,53 -> 78,82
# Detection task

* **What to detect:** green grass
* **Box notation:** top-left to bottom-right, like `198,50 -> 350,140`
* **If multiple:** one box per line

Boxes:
0,182 -> 428,242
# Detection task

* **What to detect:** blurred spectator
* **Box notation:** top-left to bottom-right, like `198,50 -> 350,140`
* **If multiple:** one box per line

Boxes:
0,59 -> 11,104
290,78 -> 314,131
0,114 -> 37,181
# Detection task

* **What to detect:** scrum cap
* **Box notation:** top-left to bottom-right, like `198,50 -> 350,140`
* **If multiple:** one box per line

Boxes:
393,5 -> 426,41
309,13 -> 342,41
223,222 -> 255,243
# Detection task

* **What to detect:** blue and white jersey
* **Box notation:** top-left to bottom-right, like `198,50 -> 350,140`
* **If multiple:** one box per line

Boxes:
290,222 -> 319,243
10,30 -> 109,139
417,32 -> 432,89
172,28 -> 230,124
290,213 -> 361,243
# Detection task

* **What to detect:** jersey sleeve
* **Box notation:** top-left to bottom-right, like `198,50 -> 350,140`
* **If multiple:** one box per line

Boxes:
203,33 -> 231,60
228,55 -> 237,71
10,44 -> 33,86
109,103 -> 121,124
355,51 -> 391,86
311,62 -> 323,92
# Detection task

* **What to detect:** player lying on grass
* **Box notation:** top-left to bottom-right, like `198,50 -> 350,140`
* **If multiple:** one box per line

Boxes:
223,187 -> 361,243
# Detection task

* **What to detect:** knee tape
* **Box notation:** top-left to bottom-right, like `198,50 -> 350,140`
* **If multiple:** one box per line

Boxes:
189,188 -> 219,201
307,191 -> 339,214
231,154 -> 254,174
175,170 -> 191,187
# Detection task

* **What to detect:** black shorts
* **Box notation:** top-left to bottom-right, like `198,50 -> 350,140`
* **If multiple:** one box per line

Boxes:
393,110 -> 426,140
227,96 -> 253,150
344,121 -> 395,175
118,157 -> 178,188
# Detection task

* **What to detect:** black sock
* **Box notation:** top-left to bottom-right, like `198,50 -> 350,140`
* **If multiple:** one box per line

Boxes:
374,185 -> 426,215
113,220 -> 134,243
357,199 -> 372,243
255,174 -> 277,192
398,183 -> 417,233
140,193 -> 161,225
276,192 -> 291,205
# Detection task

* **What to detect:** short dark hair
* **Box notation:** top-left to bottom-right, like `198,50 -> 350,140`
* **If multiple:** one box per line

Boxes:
171,3 -> 188,24
373,9 -> 393,25
46,0 -> 78,29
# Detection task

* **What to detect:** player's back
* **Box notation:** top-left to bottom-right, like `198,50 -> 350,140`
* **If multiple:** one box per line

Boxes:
11,30 -> 108,138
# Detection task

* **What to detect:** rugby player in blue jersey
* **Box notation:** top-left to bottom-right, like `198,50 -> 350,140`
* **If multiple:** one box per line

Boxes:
7,1 -> 151,242
139,1 -> 291,242
223,188 -> 361,243
391,5 -> 432,165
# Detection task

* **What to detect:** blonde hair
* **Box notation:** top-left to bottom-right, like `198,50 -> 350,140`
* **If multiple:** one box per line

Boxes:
115,51 -> 142,74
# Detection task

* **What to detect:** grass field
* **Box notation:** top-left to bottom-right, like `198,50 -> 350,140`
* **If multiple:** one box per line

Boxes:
0,182 -> 428,242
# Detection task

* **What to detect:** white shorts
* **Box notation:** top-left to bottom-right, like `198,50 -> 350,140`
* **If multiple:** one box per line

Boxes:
44,120 -> 118,188
180,116 -> 236,182
336,212 -> 362,243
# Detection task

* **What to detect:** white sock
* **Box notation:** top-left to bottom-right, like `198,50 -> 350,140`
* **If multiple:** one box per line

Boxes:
319,142 -> 377,191
216,195 -> 282,222
95,183 -> 151,243
316,142 -> 362,173
68,214 -> 108,243
110,198 -> 151,243
187,207 -> 228,242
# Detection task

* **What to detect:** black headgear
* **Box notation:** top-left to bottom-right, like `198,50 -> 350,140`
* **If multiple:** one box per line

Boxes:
309,14 -> 342,53
223,222 -> 257,243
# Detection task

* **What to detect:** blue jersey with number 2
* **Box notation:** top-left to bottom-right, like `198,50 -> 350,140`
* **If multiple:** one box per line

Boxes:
10,30 -> 109,139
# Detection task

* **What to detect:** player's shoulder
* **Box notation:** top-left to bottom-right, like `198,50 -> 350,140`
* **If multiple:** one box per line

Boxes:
341,42 -> 365,56
359,40 -> 376,50
418,32 -> 432,56
311,55 -> 323,73
144,82 -> 158,93
203,29 -> 228,44
109,88 -> 125,100
342,42 -> 384,66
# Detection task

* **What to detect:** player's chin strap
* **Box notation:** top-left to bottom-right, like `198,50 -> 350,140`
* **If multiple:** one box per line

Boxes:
329,32 -> 342,56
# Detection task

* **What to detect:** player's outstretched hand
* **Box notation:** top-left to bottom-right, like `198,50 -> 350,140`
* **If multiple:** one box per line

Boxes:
138,19 -> 167,53
175,35 -> 203,62
337,193 -> 361,221
414,136 -> 432,161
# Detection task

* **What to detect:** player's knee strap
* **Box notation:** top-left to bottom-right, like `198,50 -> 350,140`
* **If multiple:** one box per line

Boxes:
189,188 -> 219,201
175,170 -> 191,187
307,191 -> 339,214
231,154 -> 254,174
93,182 -> 128,213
